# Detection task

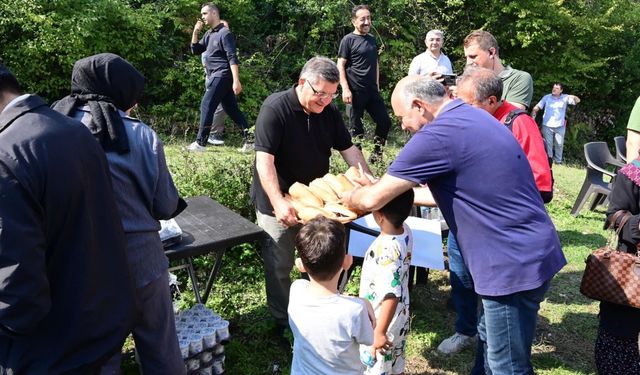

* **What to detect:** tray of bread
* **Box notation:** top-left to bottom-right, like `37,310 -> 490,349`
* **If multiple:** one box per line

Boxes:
287,166 -> 366,224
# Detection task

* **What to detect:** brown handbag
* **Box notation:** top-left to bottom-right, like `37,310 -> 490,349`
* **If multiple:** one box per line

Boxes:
580,210 -> 640,308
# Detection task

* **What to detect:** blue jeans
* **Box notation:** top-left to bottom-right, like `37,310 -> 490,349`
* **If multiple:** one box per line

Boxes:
474,280 -> 551,375
448,232 -> 478,336
197,75 -> 248,146
541,125 -> 565,164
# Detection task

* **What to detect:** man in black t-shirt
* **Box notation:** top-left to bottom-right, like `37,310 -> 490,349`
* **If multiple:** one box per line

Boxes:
250,56 -> 371,335
337,4 -> 392,163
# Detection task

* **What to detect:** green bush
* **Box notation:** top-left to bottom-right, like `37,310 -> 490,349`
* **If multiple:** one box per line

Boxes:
3,0 -> 640,162
166,147 -> 255,220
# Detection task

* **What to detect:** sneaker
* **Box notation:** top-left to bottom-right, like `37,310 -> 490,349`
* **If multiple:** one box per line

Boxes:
207,134 -> 225,145
238,142 -> 254,153
437,332 -> 477,354
186,141 -> 206,152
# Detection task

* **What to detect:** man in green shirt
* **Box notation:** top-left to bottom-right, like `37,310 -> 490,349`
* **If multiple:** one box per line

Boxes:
463,30 -> 534,109
626,97 -> 640,161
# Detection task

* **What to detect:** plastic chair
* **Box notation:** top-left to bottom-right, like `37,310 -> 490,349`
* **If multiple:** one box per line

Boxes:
614,136 -> 627,164
571,142 -> 625,217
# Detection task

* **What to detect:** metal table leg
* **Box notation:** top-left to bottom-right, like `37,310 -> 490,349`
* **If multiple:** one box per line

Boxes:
201,249 -> 225,303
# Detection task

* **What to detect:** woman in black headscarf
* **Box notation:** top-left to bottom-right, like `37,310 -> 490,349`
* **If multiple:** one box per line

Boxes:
53,53 -> 187,375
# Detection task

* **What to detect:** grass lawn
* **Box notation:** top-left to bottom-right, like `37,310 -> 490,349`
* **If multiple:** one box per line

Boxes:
124,139 -> 606,374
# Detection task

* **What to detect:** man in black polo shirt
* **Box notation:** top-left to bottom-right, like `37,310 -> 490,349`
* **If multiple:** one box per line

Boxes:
188,2 -> 252,152
337,4 -> 392,163
251,56 -> 371,336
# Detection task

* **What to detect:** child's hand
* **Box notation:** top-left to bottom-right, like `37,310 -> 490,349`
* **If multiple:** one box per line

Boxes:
372,330 -> 392,354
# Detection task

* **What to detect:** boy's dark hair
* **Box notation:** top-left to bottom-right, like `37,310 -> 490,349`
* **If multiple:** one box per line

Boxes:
378,189 -> 415,229
295,216 -> 346,281
351,4 -> 370,19
0,63 -> 21,95
553,82 -> 564,90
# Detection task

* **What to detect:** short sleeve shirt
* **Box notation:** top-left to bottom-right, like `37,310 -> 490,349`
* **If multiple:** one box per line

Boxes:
338,33 -> 378,91
627,97 -> 640,132
494,101 -> 553,192
408,52 -> 453,76
387,99 -> 566,296
359,224 -> 412,324
288,279 -> 374,375
251,87 -> 353,215
499,66 -> 534,109
535,94 -> 576,128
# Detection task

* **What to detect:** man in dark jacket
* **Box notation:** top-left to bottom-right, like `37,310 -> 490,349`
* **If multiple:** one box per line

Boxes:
0,63 -> 137,374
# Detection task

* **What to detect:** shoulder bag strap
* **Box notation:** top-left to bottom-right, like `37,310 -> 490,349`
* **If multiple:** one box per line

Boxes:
609,210 -> 629,230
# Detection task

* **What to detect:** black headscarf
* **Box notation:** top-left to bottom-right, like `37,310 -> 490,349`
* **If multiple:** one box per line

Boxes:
52,53 -> 145,154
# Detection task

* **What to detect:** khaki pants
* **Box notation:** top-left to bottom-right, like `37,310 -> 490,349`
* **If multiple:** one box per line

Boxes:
256,210 -> 301,327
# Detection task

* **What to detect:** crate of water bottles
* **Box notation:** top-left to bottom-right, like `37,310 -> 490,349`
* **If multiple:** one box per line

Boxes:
175,303 -> 230,375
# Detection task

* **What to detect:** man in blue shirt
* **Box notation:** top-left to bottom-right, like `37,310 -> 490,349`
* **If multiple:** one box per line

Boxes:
188,3 -> 252,152
343,75 -> 566,374
532,83 -> 581,164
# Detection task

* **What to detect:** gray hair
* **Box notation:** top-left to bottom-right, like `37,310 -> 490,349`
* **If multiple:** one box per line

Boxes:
459,67 -> 503,103
299,56 -> 340,84
425,29 -> 444,42
401,77 -> 447,109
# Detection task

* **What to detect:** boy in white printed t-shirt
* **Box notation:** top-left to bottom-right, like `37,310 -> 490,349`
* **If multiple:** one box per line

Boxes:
288,216 -> 376,374
359,189 -> 414,375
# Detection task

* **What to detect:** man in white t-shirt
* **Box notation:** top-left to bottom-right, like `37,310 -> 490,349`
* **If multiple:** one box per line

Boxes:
408,29 -> 453,76
532,82 -> 581,164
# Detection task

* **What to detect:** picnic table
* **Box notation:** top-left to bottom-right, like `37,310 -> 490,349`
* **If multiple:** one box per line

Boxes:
165,196 -> 265,304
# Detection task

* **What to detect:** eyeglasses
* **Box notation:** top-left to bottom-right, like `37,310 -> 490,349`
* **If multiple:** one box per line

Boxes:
307,81 -> 339,100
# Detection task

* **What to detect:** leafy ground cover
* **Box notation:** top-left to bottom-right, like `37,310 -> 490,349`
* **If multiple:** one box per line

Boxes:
123,138 -> 605,374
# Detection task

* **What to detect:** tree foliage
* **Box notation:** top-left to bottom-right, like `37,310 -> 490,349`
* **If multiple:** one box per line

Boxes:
1,0 -> 639,160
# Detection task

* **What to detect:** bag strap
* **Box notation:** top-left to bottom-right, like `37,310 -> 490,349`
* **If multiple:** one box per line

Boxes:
608,210 -> 629,230
503,109 -> 527,132
616,212 -> 632,236
605,210 -> 631,250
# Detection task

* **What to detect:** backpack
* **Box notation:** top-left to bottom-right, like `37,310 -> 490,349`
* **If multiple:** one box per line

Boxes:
503,109 -> 554,203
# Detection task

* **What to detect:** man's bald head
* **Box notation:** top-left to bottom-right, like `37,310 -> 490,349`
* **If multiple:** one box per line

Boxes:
391,75 -> 448,132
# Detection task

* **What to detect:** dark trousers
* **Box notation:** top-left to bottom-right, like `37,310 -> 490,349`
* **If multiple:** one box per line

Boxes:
347,88 -> 392,142
100,272 -> 185,375
197,75 -> 249,146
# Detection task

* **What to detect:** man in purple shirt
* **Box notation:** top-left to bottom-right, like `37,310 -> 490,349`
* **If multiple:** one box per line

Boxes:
343,75 -> 566,374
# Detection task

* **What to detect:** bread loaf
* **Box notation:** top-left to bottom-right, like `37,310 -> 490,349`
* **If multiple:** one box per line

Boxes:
309,178 -> 336,197
336,174 -> 355,192
324,202 -> 358,221
289,182 -> 323,207
322,173 -> 346,196
288,198 -> 337,222
344,166 -> 362,184
308,185 -> 339,203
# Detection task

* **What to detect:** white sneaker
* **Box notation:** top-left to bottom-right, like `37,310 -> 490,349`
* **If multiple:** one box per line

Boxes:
207,134 -> 225,145
437,332 -> 477,354
238,142 -> 254,153
186,141 -> 206,152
